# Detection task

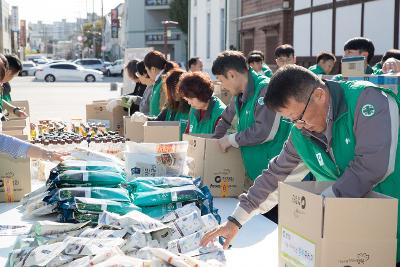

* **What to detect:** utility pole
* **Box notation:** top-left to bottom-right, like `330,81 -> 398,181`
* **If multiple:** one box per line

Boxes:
161,20 -> 178,59
101,0 -> 104,61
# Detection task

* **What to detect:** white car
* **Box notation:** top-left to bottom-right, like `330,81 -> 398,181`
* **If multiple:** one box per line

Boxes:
35,62 -> 103,82
20,61 -> 37,76
105,59 -> 124,76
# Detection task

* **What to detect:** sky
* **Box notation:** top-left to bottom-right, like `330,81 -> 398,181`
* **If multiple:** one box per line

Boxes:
6,0 -> 124,24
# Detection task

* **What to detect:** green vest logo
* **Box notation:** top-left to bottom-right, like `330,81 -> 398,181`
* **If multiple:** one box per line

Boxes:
257,97 -> 264,106
361,104 -> 375,117
316,153 -> 324,166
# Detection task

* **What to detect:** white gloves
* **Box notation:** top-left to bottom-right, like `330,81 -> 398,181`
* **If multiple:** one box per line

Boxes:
131,112 -> 148,122
106,99 -> 122,112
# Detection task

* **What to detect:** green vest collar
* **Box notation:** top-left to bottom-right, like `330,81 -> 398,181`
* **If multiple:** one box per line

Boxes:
324,80 -> 348,120
193,96 -> 217,121
365,64 -> 373,74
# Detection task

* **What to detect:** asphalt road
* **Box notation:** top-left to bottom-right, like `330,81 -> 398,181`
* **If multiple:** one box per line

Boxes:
8,76 -> 124,123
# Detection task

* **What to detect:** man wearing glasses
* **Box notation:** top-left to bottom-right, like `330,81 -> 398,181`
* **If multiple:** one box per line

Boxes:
201,65 -> 400,266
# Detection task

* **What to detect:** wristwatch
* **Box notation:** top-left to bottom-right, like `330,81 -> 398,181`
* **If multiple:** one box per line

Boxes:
13,107 -> 21,114
227,216 -> 242,229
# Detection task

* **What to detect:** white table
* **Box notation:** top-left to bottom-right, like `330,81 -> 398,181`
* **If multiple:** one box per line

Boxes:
0,198 -> 278,267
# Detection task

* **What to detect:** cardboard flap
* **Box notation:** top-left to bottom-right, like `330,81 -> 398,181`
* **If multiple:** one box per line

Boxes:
323,197 -> 398,239
279,182 -> 324,242
144,121 -> 180,127
284,181 -> 334,195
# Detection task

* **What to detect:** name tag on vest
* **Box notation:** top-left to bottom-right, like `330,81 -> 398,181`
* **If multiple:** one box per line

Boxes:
316,153 -> 324,166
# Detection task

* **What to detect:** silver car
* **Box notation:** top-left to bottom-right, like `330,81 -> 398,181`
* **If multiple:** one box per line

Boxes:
73,58 -> 104,71
20,61 -> 37,76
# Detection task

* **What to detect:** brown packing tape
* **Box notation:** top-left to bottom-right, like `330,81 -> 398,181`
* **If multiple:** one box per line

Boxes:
3,178 -> 14,202
220,179 -> 229,198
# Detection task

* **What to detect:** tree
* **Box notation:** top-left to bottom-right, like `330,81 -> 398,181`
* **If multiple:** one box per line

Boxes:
82,19 -> 104,58
168,0 -> 188,34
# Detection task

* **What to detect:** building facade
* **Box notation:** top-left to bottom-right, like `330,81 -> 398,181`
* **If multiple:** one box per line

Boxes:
238,0 -> 293,65
104,3 -> 125,61
189,0 -> 241,74
123,0 -> 187,63
293,0 -> 400,67
0,0 -> 12,54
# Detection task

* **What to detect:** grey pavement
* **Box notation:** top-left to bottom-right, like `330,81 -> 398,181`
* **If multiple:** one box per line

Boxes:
8,76 -> 125,123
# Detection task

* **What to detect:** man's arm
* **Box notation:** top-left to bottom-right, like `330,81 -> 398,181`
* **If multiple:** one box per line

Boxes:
2,100 -> 28,118
325,87 -> 396,197
213,97 -> 236,139
232,136 -> 308,225
229,86 -> 282,147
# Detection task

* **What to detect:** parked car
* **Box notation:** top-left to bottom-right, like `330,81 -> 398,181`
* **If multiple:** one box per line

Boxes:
73,58 -> 104,71
20,61 -> 37,76
35,62 -> 103,82
101,61 -> 111,74
105,59 -> 124,76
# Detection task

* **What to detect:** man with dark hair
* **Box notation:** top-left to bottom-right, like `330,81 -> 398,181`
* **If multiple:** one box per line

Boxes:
0,55 -> 27,118
248,50 -> 273,77
274,44 -> 296,68
309,51 -> 336,75
342,37 -> 377,74
187,57 -> 203,72
247,54 -> 263,74
212,50 -> 291,203
201,64 -> 400,266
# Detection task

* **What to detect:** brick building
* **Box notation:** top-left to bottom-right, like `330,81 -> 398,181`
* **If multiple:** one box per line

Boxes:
238,0 -> 293,65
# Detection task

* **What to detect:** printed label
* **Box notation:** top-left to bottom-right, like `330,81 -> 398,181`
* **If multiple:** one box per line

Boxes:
3,178 -> 14,202
281,226 -> 316,267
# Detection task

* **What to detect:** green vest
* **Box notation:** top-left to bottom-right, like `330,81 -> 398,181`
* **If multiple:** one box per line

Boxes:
149,78 -> 162,116
165,108 -> 189,139
372,62 -> 383,75
291,80 -> 400,261
188,96 -> 226,134
236,70 -> 292,180
308,64 -> 325,75
262,63 -> 273,78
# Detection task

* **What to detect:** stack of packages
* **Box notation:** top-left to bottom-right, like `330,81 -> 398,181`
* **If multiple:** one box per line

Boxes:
12,141 -> 225,266
8,207 -> 225,267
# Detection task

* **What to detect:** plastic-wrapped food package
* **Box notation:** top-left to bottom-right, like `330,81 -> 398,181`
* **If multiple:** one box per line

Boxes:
168,231 -> 204,254
79,226 -> 127,239
60,197 -> 141,215
45,187 -> 131,204
87,247 -> 124,266
0,224 -> 32,236
124,142 -> 189,181
168,211 -> 204,240
8,247 -> 35,267
34,227 -> 90,246
70,147 -> 124,165
62,255 -> 91,267
59,210 -> 100,224
24,200 -> 57,218
91,255 -> 152,267
160,203 -> 201,223
63,236 -> 125,256
132,185 -> 205,207
121,232 -> 153,252
21,186 -> 48,207
140,202 -> 185,219
201,214 -> 219,232
55,160 -> 124,174
127,176 -> 194,193
23,241 -> 68,267
98,210 -> 168,233
47,170 -> 126,188
31,221 -> 90,236
46,254 -> 75,267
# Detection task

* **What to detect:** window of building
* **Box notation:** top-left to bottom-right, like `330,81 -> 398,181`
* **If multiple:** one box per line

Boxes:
220,8 -> 225,51
207,13 -> 211,58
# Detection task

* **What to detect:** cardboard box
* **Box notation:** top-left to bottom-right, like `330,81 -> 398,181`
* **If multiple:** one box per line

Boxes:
123,116 -> 145,142
2,126 -> 30,136
86,100 -> 127,134
0,153 -> 31,202
183,134 -> 245,197
2,118 -> 29,128
341,56 -> 365,76
143,121 -> 180,143
279,182 -> 398,267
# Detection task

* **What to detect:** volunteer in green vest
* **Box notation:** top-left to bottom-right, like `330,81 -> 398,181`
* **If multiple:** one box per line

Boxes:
201,65 -> 400,266
143,50 -> 176,116
248,50 -> 273,77
131,69 -> 190,138
212,50 -> 291,181
247,53 -> 264,75
308,51 -> 336,75
334,37 -> 381,80
178,71 -> 226,134
373,49 -> 400,74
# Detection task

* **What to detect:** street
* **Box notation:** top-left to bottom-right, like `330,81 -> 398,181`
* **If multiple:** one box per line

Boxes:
8,76 -> 124,123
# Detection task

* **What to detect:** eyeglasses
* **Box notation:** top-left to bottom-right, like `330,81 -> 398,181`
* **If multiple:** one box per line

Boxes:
291,89 -> 315,124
